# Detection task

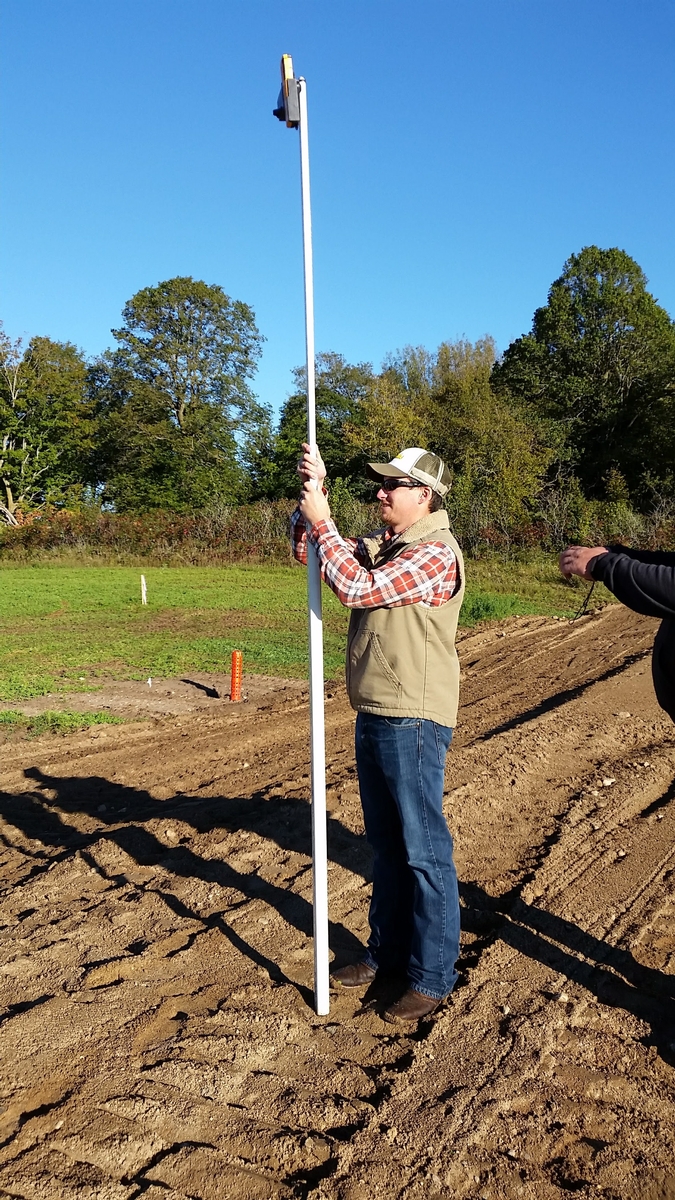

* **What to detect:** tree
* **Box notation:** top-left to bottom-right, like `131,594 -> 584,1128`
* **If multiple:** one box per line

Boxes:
92,277 -> 267,511
492,247 -> 675,500
429,337 -> 499,469
343,367 -> 431,465
428,338 -> 552,550
89,353 -> 246,512
112,276 -> 263,429
264,352 -> 374,498
0,327 -> 94,523
341,336 -> 551,548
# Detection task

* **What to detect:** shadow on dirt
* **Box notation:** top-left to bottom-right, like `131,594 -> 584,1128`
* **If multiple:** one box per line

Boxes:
475,649 -> 651,743
461,880 -> 675,1065
641,777 -> 675,817
12,766 -> 372,886
180,678 -> 221,699
0,767 -> 370,1005
5,767 -> 673,1053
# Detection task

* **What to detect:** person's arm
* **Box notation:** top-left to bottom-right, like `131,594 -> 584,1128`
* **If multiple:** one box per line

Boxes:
559,543 -> 675,620
291,504 -> 363,564
296,460 -> 458,607
305,518 -> 458,609
590,549 -> 675,620
291,506 -> 310,565
291,441 -> 363,565
604,544 -> 675,567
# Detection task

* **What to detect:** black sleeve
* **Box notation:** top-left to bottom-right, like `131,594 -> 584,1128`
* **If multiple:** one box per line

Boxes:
590,547 -> 675,620
606,543 -> 675,567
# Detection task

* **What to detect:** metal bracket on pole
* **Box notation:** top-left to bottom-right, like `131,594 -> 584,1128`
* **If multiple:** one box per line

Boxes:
274,55 -> 330,1016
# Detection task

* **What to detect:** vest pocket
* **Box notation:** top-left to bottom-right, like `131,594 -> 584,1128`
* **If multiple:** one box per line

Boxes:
348,630 -> 402,708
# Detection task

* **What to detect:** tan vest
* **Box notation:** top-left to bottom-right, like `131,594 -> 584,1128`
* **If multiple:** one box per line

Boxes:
345,510 -> 465,727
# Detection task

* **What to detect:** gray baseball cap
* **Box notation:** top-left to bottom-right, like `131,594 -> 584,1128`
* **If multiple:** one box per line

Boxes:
366,447 -> 452,497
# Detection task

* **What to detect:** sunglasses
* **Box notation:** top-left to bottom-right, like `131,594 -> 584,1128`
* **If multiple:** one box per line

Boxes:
379,478 -> 423,492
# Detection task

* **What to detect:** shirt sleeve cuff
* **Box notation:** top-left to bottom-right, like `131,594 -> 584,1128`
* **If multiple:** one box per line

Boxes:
589,550 -> 611,578
307,518 -> 338,545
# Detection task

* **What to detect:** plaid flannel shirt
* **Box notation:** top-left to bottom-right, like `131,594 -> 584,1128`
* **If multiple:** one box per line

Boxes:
290,508 -> 458,609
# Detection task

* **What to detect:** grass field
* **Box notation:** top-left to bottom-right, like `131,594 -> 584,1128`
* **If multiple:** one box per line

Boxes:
0,710 -> 125,735
0,561 -> 611,701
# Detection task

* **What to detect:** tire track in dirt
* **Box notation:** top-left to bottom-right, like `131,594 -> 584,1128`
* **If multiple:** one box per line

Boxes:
0,606 -> 673,1199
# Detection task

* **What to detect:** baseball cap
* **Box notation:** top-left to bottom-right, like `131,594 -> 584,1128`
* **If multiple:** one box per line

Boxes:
366,448 -> 452,497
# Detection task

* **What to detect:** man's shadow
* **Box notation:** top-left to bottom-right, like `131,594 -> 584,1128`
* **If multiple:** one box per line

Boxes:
4,768 -> 674,1050
19,766 -> 373,888
460,881 -> 675,1065
2,767 -> 370,1004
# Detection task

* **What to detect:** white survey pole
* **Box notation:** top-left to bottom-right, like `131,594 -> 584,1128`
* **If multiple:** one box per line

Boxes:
274,58 -> 329,1015
298,77 -> 330,1018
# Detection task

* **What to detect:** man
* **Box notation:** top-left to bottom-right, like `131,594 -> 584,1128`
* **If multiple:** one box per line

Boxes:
293,444 -> 465,1023
560,542 -> 675,720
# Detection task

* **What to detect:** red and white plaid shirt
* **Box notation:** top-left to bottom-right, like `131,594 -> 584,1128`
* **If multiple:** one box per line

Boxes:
291,508 -> 458,609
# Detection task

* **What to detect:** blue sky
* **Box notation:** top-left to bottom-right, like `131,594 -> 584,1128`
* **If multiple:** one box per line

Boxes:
1,0 -> 673,417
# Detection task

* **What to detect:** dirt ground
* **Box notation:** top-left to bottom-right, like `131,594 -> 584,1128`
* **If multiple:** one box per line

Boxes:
0,605 -> 674,1200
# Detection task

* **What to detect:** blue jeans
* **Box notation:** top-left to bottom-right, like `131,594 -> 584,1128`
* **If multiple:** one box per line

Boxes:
355,713 -> 460,1000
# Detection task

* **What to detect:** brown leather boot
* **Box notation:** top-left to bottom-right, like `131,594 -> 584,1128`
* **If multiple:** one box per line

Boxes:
330,962 -> 377,988
382,988 -> 442,1023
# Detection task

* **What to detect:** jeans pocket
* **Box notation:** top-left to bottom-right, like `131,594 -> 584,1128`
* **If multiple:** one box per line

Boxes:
382,717 -> 420,727
434,722 -> 453,765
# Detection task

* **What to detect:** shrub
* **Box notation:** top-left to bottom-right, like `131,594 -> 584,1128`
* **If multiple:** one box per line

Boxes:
0,502 -> 297,564
3,487 -> 675,565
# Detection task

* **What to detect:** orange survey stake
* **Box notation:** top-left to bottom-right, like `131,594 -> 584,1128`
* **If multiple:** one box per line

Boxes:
230,650 -> 243,702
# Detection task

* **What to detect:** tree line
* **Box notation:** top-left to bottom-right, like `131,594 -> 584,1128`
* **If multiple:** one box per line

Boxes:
2,246 -> 675,551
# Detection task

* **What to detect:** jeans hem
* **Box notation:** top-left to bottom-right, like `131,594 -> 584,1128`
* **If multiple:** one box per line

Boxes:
408,982 -> 453,1001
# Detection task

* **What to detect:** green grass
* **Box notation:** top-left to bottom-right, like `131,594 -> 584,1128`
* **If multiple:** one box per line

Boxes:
464,557 -> 601,607
0,710 -> 125,736
0,560 -> 610,699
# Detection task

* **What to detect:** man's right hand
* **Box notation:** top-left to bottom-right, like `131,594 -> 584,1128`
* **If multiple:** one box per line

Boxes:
297,443 -> 327,486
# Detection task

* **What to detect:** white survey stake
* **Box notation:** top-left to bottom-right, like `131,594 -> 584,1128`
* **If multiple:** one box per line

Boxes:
273,54 -> 329,1016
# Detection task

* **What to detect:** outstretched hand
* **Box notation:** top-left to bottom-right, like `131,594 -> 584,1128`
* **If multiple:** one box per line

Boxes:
297,443 -> 327,485
559,545 -> 608,581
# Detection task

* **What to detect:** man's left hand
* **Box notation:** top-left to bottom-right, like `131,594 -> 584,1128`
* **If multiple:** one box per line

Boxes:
559,545 -> 608,581
299,481 -> 331,528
